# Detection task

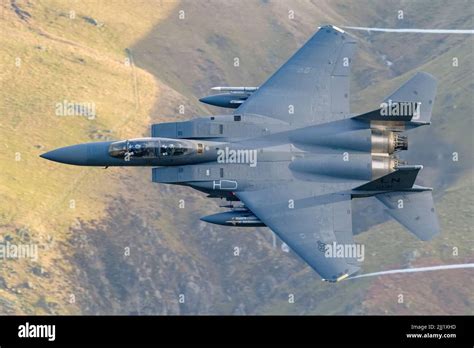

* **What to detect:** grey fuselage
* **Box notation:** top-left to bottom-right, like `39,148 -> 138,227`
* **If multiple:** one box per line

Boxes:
41,113 -> 402,198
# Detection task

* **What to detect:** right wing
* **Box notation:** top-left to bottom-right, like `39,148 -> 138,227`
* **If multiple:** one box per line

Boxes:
235,25 -> 357,126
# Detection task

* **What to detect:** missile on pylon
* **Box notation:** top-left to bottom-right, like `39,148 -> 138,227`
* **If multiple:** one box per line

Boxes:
199,87 -> 259,109
200,209 -> 265,227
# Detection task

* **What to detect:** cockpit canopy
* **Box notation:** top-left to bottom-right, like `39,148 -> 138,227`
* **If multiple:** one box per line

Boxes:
108,138 -> 194,159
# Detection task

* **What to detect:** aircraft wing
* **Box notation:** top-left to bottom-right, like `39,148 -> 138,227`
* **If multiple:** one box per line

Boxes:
235,25 -> 356,126
235,181 -> 361,282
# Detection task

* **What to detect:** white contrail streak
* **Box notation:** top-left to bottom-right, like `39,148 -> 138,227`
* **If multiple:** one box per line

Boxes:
349,263 -> 474,280
343,26 -> 474,34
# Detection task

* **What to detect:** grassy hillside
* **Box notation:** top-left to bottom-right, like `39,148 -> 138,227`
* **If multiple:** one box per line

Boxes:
0,0 -> 177,314
0,0 -> 472,315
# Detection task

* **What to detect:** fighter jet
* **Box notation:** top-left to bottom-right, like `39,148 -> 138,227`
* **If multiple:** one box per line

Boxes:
41,25 -> 440,282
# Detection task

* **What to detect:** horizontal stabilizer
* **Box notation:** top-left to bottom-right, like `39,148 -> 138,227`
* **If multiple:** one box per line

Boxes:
384,72 -> 437,124
376,191 -> 440,240
354,165 -> 422,192
352,102 -> 419,122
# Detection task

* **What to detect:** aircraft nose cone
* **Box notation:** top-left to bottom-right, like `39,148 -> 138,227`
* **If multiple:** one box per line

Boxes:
40,144 -> 89,165
199,215 -> 215,224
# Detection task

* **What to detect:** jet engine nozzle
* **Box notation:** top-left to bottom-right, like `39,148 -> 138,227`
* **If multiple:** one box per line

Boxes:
393,133 -> 408,151
371,154 -> 406,179
371,130 -> 408,154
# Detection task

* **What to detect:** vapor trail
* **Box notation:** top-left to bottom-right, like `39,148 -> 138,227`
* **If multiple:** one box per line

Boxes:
343,26 -> 474,34
349,263 -> 474,280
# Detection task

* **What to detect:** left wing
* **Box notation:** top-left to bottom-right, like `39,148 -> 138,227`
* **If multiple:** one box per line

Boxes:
236,181 -> 361,282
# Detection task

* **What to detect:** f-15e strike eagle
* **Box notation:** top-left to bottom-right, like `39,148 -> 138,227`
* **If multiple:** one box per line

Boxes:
41,25 -> 440,282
